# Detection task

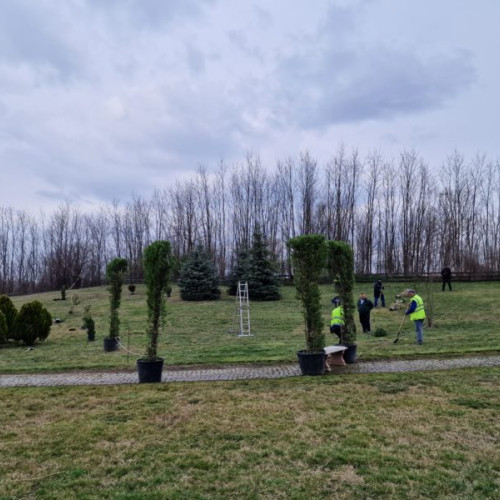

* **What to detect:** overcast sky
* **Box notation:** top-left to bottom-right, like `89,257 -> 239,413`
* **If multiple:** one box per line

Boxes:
1,0 -> 499,212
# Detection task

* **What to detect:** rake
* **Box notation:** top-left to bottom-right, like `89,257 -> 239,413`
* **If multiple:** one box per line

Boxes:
393,314 -> 407,343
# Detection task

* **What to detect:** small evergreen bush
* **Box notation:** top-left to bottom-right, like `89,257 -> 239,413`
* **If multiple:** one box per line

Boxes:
0,310 -> 7,343
83,316 -> 96,340
0,295 -> 17,340
374,327 -> 388,337
179,246 -> 220,301
39,308 -> 52,341
128,284 -> 136,295
61,285 -> 67,301
13,301 -> 51,346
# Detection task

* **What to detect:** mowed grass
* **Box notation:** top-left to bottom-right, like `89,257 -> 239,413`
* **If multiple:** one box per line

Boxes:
0,368 -> 499,499
1,281 -> 499,373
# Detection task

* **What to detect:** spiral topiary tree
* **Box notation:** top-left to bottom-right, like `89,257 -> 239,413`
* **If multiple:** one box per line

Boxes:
288,234 -> 327,352
143,240 -> 172,361
106,258 -> 128,340
327,240 -> 356,343
13,301 -> 51,346
0,295 -> 17,340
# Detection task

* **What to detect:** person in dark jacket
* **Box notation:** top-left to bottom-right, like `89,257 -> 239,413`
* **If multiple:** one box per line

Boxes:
374,279 -> 385,307
357,292 -> 373,333
441,267 -> 452,291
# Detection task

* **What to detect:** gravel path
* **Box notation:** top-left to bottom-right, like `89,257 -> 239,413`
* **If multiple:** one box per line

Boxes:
1,355 -> 499,387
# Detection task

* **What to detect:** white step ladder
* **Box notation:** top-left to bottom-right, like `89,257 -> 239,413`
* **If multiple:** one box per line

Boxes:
230,281 -> 252,337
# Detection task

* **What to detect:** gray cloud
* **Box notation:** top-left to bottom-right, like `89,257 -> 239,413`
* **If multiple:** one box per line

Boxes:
0,0 -> 496,212
0,1 -> 76,77
86,0 -> 215,29
274,3 -> 476,128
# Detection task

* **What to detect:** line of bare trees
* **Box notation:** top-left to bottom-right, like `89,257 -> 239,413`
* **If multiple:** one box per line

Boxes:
1,148 -> 500,294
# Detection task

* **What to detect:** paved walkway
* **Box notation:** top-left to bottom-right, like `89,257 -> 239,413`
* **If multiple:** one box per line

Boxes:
1,355 -> 499,387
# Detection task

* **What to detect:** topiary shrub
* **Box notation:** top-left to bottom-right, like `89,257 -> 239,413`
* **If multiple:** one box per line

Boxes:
327,241 -> 356,344
61,285 -> 67,301
128,284 -> 136,295
0,295 -> 18,340
13,301 -> 52,346
143,240 -> 172,360
288,234 -> 327,352
0,310 -> 7,343
374,327 -> 388,337
83,316 -> 96,341
106,257 -> 128,340
179,246 -> 220,301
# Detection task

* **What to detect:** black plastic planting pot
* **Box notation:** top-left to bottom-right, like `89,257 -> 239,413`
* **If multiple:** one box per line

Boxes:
297,350 -> 326,376
137,358 -> 164,383
103,337 -> 119,352
340,343 -> 357,364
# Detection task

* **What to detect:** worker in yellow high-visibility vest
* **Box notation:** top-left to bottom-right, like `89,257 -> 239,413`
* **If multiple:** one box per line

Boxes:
404,289 -> 426,345
330,302 -> 344,341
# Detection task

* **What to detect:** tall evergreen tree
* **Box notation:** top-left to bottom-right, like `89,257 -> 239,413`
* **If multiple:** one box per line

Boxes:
227,248 -> 251,296
247,229 -> 281,301
179,246 -> 221,301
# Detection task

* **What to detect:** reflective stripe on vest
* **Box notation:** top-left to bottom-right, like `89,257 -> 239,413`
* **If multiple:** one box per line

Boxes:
331,306 -> 344,326
409,294 -> 426,321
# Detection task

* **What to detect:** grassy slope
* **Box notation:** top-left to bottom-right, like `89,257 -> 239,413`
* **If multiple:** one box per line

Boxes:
0,368 -> 498,499
1,281 -> 499,373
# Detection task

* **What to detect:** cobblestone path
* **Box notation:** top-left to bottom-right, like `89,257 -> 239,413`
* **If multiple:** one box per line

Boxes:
1,355 -> 499,387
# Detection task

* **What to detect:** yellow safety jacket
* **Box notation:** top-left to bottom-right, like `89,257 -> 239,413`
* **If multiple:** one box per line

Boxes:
330,306 -> 345,326
409,294 -> 426,321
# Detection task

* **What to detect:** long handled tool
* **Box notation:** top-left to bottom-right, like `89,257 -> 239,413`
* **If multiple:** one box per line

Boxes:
393,314 -> 407,343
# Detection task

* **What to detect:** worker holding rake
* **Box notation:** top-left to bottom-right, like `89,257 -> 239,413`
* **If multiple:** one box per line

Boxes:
403,289 -> 426,345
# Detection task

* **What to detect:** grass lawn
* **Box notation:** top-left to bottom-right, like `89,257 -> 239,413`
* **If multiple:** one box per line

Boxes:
1,367 -> 499,499
1,281 -> 499,373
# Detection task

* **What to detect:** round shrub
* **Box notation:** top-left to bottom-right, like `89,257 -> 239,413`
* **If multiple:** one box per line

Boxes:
13,301 -> 52,346
39,308 -> 52,341
0,310 -> 7,343
374,327 -> 388,337
0,295 -> 17,339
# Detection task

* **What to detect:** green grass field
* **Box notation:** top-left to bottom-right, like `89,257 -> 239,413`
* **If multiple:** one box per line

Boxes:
1,283 -> 499,498
1,368 -> 499,499
1,281 -> 499,373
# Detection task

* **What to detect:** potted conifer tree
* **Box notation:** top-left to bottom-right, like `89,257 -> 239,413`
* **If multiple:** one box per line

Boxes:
137,240 -> 172,383
327,241 -> 357,363
288,234 -> 328,375
104,257 -> 128,352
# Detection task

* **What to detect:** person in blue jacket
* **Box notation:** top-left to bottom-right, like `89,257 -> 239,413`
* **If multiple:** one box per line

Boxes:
357,292 -> 373,333
374,279 -> 385,307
